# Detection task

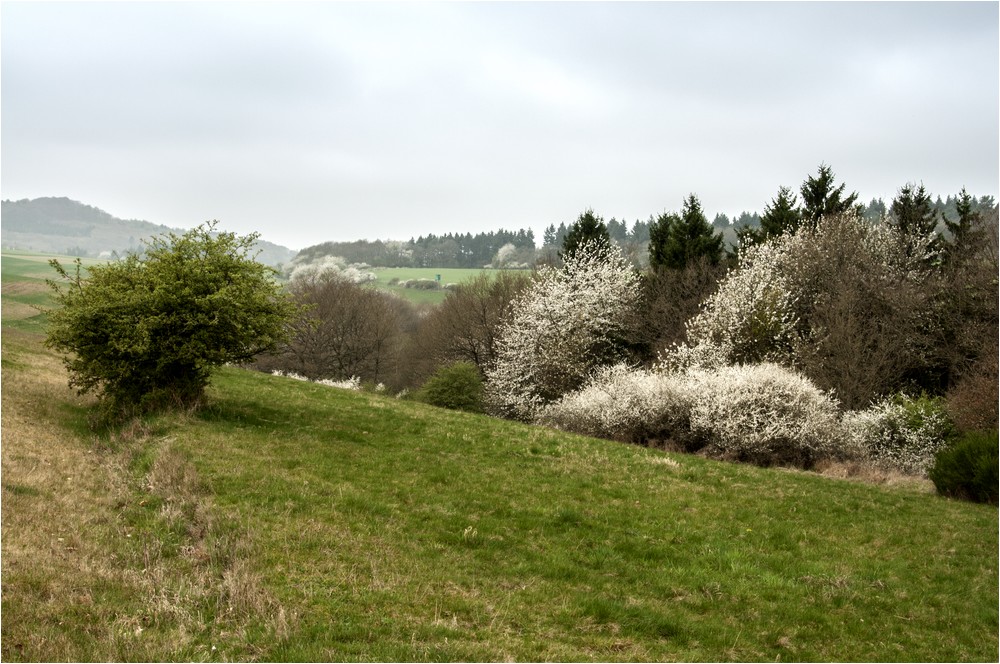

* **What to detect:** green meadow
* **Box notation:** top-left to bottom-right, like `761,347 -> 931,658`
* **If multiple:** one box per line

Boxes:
2,251 -> 997,662
371,267 -> 516,304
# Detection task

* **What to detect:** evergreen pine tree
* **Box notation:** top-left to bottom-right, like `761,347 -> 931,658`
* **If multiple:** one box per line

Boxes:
650,194 -> 724,271
647,211 -> 678,271
799,163 -> 860,225
738,186 -> 799,249
543,224 -> 557,246
890,182 -> 939,237
943,187 -> 982,262
561,209 -> 611,260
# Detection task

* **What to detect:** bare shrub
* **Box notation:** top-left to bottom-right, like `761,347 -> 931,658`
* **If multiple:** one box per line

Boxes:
412,271 -> 532,384
258,271 -> 415,389
946,336 -> 999,433
636,256 -> 727,360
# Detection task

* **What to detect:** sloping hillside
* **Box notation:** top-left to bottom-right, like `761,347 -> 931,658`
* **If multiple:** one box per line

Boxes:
1,197 -> 295,266
2,330 -> 996,659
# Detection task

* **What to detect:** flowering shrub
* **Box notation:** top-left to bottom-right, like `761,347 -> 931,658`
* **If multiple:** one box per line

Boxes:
287,255 -> 377,284
484,241 -> 641,420
316,376 -> 362,391
271,370 -> 361,391
656,339 -> 732,373
536,364 -> 696,446
538,361 -> 846,468
683,239 -> 801,365
686,363 -> 844,468
676,213 -> 940,408
843,394 -> 956,475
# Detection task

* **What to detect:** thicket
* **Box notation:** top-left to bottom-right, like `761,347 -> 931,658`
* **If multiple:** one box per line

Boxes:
488,167 -> 997,486
411,271 -> 532,383
255,264 -> 416,390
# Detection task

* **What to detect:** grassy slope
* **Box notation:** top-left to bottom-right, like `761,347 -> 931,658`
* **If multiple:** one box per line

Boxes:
2,253 -> 998,661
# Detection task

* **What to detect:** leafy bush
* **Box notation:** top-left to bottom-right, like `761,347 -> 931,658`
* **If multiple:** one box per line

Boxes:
418,361 -> 484,413
536,364 -> 696,447
686,363 -> 843,468
929,430 -> 999,504
843,394 -> 956,475
46,222 -> 296,423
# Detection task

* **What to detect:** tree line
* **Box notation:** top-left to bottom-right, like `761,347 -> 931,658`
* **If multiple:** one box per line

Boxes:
44,163 -> 997,497
295,166 -> 996,272
295,229 -> 537,269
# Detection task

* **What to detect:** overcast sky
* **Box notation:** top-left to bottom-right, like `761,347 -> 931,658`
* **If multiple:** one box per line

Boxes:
2,1 -> 998,250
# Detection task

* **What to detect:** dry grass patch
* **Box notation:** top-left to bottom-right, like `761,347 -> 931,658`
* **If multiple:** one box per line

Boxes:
1,338 -> 291,661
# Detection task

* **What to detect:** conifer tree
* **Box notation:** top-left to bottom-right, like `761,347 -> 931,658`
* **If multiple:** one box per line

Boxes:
649,194 -> 724,271
561,209 -> 610,260
737,186 -> 800,249
943,187 -> 983,263
890,182 -> 939,238
647,210 -> 678,271
890,182 -> 943,260
800,163 -> 860,225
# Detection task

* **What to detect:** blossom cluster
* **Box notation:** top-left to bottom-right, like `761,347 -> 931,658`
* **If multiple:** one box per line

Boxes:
271,369 -> 361,391
540,362 -> 843,468
287,255 -> 377,285
484,241 -> 640,421
842,394 -> 954,475
536,363 -> 695,445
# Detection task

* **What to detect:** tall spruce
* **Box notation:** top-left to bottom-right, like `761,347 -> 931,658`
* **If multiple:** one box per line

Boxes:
943,187 -> 983,262
561,209 -> 611,260
737,186 -> 800,249
890,182 -> 943,260
649,194 -> 724,271
799,163 -> 860,225
890,182 -> 939,237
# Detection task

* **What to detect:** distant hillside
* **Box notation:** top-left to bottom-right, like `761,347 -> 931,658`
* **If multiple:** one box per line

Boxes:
0,197 -> 295,267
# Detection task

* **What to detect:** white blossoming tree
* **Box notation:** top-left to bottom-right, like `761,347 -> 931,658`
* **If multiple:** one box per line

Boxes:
484,241 -> 641,420
672,213 -> 939,406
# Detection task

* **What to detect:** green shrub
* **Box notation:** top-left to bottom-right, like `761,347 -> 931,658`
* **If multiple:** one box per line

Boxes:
418,361 -> 483,413
929,430 -> 999,504
45,222 -> 297,425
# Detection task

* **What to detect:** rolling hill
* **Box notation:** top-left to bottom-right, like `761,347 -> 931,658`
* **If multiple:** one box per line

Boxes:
1,197 -> 295,267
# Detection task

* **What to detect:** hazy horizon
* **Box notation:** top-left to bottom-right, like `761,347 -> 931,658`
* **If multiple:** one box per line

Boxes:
3,1 -> 997,250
